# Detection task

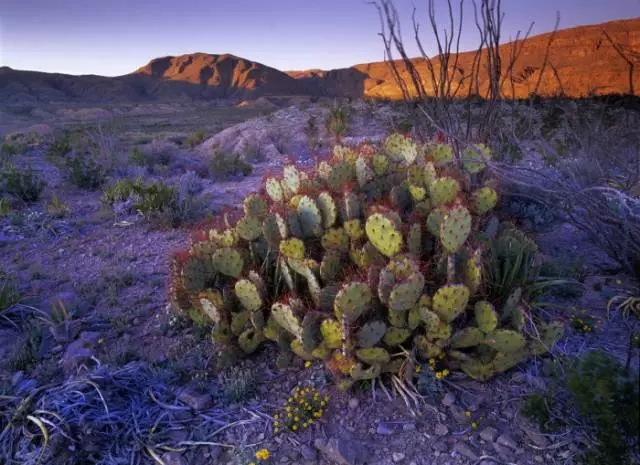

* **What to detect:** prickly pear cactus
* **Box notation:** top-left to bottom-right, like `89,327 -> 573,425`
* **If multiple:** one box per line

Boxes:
170,132 -> 563,387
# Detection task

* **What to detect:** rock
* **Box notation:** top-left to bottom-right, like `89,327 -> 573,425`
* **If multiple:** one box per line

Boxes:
402,422 -> 416,432
178,388 -> 213,411
479,426 -> 498,442
523,426 -> 550,448
376,422 -> 395,436
441,392 -> 456,407
314,437 -> 370,465
62,331 -> 101,375
449,405 -> 469,424
348,398 -> 360,409
453,442 -> 479,461
434,423 -> 449,436
392,452 -> 405,463
301,445 -> 318,461
161,452 -> 188,465
493,443 -> 516,462
497,433 -> 519,450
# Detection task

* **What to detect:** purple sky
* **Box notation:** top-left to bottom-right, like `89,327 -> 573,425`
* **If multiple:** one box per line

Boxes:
1,0 -> 638,76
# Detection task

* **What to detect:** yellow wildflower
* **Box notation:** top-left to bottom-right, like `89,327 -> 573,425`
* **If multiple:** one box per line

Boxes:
304,361 -> 312,368
471,421 -> 478,429
255,448 -> 270,461
465,411 -> 471,417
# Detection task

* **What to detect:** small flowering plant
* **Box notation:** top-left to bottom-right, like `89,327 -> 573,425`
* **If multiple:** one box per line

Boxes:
415,355 -> 449,398
569,308 -> 598,334
273,386 -> 329,434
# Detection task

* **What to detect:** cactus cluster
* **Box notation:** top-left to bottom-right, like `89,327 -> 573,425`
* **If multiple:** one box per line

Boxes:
170,133 -> 563,387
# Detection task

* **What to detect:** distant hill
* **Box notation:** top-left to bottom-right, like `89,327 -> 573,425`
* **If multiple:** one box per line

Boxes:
287,17 -> 640,99
1,18 -> 638,105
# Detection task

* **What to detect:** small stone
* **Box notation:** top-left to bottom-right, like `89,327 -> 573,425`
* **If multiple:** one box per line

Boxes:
441,392 -> 456,407
348,398 -> 360,409
450,405 -> 469,424
402,422 -> 416,432
493,443 -> 516,462
479,426 -> 498,442
301,445 -> 317,461
434,423 -> 448,436
160,452 -> 187,465
178,389 -> 212,411
523,427 -> 550,448
376,422 -> 395,435
392,452 -> 405,462
497,433 -> 519,450
453,442 -> 479,461
314,437 -> 369,465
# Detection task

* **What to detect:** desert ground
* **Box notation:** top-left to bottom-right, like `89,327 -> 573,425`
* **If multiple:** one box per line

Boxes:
0,95 -> 638,465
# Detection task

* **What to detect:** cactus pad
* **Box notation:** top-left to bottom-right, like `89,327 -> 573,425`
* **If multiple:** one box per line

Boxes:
383,327 -> 411,346
297,196 -> 323,237
265,177 -> 284,202
243,194 -> 268,219
432,284 -> 470,323
282,165 -> 300,196
462,143 -> 491,174
388,273 -> 425,311
212,248 -> 244,278
321,228 -> 350,252
351,363 -> 382,380
484,329 -> 526,353
234,279 -> 263,312
235,216 -> 263,241
428,143 -> 454,165
530,321 -> 564,355
451,327 -> 485,348
358,321 -> 387,348
334,282 -> 372,321
474,301 -> 498,333
344,219 -> 364,240
464,248 -> 483,294
372,154 -> 389,175
426,207 -> 447,237
320,250 -> 344,282
317,191 -> 338,228
440,205 -> 472,253
279,238 -> 305,259
262,213 -> 288,247
271,302 -> 302,338
472,186 -> 498,215
429,177 -> 460,206
199,290 -> 224,324
356,347 -> 391,365
321,319 -> 343,349
365,213 -> 403,257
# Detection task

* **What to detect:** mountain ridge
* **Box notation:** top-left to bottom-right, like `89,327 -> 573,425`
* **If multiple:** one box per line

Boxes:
1,17 -> 639,104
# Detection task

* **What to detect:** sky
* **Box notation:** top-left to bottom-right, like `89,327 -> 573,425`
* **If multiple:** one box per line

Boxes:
1,0 -> 638,76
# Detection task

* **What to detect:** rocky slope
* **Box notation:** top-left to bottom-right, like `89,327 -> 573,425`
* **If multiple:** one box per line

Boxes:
288,17 -> 640,99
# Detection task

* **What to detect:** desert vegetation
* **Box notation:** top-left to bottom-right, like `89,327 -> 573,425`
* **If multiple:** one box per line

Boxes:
0,1 -> 638,465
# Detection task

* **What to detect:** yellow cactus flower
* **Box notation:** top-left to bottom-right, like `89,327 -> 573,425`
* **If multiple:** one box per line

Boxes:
304,361 -> 312,368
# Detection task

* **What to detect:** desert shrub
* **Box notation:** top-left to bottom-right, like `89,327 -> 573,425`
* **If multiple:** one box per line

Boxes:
501,196 -> 558,230
0,164 -> 45,202
178,170 -> 204,196
47,131 -> 73,158
524,351 -> 639,465
218,367 -> 257,403
304,116 -> 319,149
46,194 -> 71,218
0,143 -> 18,162
102,177 -> 203,227
169,134 -> 564,389
209,150 -> 252,180
0,198 -> 12,217
325,101 -> 350,142
66,153 -> 107,189
185,130 -> 207,148
0,271 -> 20,318
130,146 -> 146,166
